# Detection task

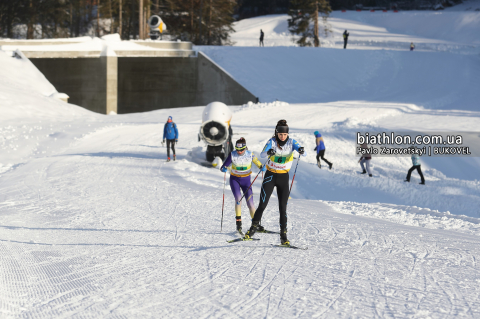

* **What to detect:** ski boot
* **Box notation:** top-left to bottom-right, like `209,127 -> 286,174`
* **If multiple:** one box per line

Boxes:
280,229 -> 290,246
167,157 -> 171,162
244,221 -> 259,239
329,163 -> 333,170
317,161 -> 321,169
369,174 -> 372,177
361,169 -> 367,174
257,223 -> 265,232
419,181 -> 425,185
404,179 -> 410,182
236,217 -> 242,234
173,155 -> 176,161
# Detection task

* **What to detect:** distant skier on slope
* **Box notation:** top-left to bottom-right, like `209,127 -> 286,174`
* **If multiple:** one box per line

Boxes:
163,116 -> 178,162
358,142 -> 372,177
244,120 -> 306,246
220,138 -> 266,234
343,30 -> 349,49
260,29 -> 264,47
405,147 -> 425,185
410,42 -> 415,51
314,131 -> 333,169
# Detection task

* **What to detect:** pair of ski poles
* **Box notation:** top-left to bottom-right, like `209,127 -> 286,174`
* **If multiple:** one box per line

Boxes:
220,156 -> 301,232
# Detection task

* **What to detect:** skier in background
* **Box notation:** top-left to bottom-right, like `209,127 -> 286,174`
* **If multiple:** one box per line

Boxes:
163,116 -> 178,162
343,30 -> 349,49
358,142 -> 372,177
410,42 -> 415,51
260,29 -> 264,47
405,147 -> 425,185
220,138 -> 266,234
244,119 -> 306,246
314,131 -> 333,169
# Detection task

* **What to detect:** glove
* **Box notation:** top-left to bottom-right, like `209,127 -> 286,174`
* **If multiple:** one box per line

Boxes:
162,140 -> 165,146
314,146 -> 317,151
267,149 -> 275,156
175,139 -> 178,144
220,167 -> 227,173
260,165 -> 267,172
298,147 -> 305,155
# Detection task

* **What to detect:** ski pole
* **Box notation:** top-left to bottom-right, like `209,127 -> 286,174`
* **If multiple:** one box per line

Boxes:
221,171 -> 226,232
236,159 -> 269,205
288,156 -> 301,197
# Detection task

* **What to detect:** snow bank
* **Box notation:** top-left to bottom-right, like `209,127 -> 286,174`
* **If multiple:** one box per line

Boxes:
197,46 -> 480,111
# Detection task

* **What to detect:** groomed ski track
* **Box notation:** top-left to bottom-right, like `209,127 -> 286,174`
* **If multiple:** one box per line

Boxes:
1,107 -> 480,317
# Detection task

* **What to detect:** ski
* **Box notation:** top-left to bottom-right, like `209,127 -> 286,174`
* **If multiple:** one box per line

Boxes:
257,230 -> 280,234
271,244 -> 308,250
227,237 -> 260,243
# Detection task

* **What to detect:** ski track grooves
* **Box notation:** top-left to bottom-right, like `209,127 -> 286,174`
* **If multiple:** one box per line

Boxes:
1,121 -> 480,317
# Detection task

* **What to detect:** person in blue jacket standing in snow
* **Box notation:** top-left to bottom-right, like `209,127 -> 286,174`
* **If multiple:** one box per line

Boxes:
220,137 -> 266,234
405,147 -> 425,185
244,119 -> 306,246
314,131 -> 333,169
163,116 -> 178,162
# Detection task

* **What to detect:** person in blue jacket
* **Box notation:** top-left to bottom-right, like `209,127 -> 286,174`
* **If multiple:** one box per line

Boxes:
314,131 -> 333,169
163,116 -> 178,162
405,147 -> 425,185
244,119 -> 306,246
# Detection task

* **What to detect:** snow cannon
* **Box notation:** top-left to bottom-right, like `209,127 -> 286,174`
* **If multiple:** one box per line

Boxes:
148,15 -> 167,40
199,102 -> 233,163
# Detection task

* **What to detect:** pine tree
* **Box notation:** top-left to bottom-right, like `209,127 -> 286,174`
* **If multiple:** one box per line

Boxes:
288,0 -> 331,47
158,0 -> 235,45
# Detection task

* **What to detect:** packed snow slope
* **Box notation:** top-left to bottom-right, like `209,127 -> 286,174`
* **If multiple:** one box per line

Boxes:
2,9 -> 480,318
197,10 -> 480,110
2,47 -> 480,317
2,99 -> 480,317
197,46 -> 480,110
230,11 -> 480,49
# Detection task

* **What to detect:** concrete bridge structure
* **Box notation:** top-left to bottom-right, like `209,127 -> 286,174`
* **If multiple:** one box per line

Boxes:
0,39 -> 256,114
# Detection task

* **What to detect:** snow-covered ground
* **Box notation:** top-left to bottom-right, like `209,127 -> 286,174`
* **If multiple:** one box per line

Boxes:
230,10 -> 480,51
1,9 -> 480,318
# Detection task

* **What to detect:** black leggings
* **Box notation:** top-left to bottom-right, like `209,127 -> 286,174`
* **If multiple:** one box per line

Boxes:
167,139 -> 176,157
316,150 -> 332,166
252,170 -> 290,229
406,165 -> 424,182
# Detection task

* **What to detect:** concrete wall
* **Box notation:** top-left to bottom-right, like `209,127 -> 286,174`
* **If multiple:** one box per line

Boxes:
117,54 -> 256,114
31,52 -> 256,114
196,52 -> 256,106
31,58 -> 107,114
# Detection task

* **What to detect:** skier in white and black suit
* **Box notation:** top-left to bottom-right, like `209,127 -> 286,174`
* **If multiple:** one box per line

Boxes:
405,148 -> 425,185
358,143 -> 372,177
244,119 -> 306,246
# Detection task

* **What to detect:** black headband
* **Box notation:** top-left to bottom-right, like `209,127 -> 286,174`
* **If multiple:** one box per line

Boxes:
276,125 -> 289,134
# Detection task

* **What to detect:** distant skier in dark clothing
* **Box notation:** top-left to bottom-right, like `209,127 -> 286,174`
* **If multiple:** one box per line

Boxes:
358,143 -> 372,177
410,42 -> 415,51
343,30 -> 349,49
163,116 -> 178,162
314,131 -> 333,169
405,148 -> 425,184
260,29 -> 264,47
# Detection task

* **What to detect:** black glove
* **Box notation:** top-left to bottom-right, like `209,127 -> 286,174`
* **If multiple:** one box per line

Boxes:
298,147 -> 305,155
267,149 -> 275,156
314,146 -> 317,151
